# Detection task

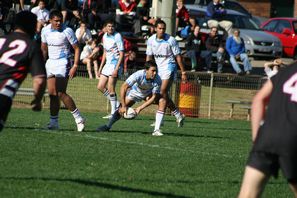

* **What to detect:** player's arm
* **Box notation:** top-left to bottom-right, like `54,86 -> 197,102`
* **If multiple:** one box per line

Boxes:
113,50 -> 124,77
69,43 -> 80,79
146,55 -> 153,61
98,49 -> 106,76
176,54 -> 187,82
251,80 -> 272,142
119,82 -> 131,115
135,94 -> 156,115
41,42 -> 48,61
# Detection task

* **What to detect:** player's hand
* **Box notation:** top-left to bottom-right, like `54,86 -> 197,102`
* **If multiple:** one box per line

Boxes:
112,69 -> 118,78
31,99 -> 42,111
69,66 -> 77,79
119,106 -> 127,116
135,107 -> 141,115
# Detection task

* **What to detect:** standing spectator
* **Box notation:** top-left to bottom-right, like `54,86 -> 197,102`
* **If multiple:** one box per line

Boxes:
31,0 -> 50,33
146,19 -> 187,131
116,0 -> 137,32
206,0 -> 233,35
41,10 -> 85,131
123,47 -> 138,76
205,26 -> 225,73
80,39 -> 100,79
226,29 -> 252,75
97,19 -> 124,119
75,20 -> 92,50
96,61 -> 166,136
186,25 -> 212,72
0,11 -> 46,131
238,62 -> 297,198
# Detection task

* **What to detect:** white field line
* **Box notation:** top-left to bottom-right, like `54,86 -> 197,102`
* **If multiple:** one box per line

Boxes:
45,131 -> 242,159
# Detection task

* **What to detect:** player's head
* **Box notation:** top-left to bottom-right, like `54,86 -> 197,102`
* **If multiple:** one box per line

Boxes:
14,11 -> 37,38
103,19 -> 115,35
49,10 -> 63,30
145,60 -> 158,80
155,19 -> 166,38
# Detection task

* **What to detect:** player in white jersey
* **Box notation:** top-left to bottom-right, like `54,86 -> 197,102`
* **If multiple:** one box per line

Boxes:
146,19 -> 187,128
97,19 -> 124,119
41,10 -> 85,132
97,61 -> 166,136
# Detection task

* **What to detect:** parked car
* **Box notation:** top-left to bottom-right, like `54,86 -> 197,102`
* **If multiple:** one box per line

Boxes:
261,18 -> 297,59
185,4 -> 283,58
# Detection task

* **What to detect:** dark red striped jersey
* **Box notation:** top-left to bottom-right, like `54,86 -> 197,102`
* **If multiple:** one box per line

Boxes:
0,32 -> 46,97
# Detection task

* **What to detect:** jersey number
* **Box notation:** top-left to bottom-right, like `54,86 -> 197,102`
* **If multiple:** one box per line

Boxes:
0,38 -> 27,67
283,73 -> 297,102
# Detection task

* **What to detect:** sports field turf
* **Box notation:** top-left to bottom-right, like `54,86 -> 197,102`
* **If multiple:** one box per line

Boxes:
0,108 -> 291,197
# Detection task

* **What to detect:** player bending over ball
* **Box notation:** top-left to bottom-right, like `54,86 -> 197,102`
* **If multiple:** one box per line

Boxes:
96,60 -> 167,136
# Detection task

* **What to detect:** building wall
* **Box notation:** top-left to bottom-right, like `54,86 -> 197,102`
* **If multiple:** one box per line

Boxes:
238,0 -> 271,18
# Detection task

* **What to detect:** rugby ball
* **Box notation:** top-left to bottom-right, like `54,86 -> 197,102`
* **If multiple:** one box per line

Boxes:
123,107 -> 137,120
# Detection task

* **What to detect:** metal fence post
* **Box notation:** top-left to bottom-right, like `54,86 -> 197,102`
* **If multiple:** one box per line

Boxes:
208,72 -> 214,118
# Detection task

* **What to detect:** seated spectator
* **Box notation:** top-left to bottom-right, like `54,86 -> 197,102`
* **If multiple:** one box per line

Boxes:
80,38 -> 100,79
226,29 -> 252,75
31,0 -> 49,33
116,0 -> 137,32
124,47 -> 138,76
185,25 -> 212,72
55,0 -> 81,27
205,26 -> 225,73
133,0 -> 156,37
75,20 -> 92,50
264,58 -> 287,79
206,0 -> 233,35
87,6 -> 102,32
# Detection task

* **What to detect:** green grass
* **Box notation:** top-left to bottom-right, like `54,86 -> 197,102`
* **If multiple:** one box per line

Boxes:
0,108 -> 291,197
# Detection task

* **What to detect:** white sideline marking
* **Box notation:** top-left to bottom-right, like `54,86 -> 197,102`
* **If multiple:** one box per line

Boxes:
45,131 -> 240,159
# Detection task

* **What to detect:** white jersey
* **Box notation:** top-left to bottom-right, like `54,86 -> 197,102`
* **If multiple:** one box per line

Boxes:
126,70 -> 162,101
102,32 -> 124,65
146,33 -> 181,74
41,24 -> 78,60
31,6 -> 49,22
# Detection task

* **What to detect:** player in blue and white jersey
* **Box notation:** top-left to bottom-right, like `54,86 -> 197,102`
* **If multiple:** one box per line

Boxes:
97,19 -> 124,119
41,10 -> 85,132
146,19 -> 187,128
97,61 -> 166,136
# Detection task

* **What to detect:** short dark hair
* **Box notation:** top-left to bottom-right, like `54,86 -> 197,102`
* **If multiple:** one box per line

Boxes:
155,19 -> 166,28
145,60 -> 157,70
49,9 -> 63,19
103,19 -> 115,27
14,11 -> 37,38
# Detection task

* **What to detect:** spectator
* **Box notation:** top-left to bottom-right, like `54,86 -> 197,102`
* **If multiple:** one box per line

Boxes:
264,58 -> 287,79
206,0 -> 233,35
116,0 -> 137,32
31,0 -> 50,33
124,47 -> 138,76
54,0 -> 81,26
205,26 -> 225,73
75,20 -> 92,50
80,38 -> 100,79
87,6 -> 102,32
185,25 -> 212,72
226,29 -> 252,75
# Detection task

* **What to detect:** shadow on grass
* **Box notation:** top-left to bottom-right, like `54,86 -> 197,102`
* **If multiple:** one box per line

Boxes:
0,176 -> 191,198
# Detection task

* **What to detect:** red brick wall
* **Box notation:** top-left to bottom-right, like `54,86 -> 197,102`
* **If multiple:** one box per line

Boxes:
238,0 -> 271,18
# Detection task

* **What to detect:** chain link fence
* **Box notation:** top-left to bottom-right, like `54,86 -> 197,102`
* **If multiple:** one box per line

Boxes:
13,67 -> 267,120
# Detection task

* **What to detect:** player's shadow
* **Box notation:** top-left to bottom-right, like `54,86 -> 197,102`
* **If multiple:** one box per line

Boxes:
0,176 -> 191,198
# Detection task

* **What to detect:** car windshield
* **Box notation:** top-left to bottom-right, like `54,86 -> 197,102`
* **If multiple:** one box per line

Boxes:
223,15 -> 260,30
292,21 -> 297,33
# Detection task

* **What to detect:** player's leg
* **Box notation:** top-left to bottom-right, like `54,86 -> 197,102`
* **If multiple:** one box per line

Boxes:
161,77 -> 185,127
152,95 -> 166,136
238,166 -> 269,198
289,182 -> 297,197
56,77 -> 85,131
0,95 -> 12,132
107,76 -> 119,115
47,76 -> 60,129
97,74 -> 111,118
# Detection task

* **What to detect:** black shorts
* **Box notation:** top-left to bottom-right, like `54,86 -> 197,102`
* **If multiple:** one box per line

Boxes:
0,94 -> 12,131
247,151 -> 297,183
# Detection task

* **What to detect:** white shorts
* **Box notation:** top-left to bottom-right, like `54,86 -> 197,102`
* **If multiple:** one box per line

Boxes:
101,63 -> 122,77
45,58 -> 71,78
158,70 -> 176,80
126,89 -> 150,103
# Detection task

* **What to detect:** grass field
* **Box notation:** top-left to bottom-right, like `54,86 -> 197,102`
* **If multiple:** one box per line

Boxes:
0,108 -> 291,197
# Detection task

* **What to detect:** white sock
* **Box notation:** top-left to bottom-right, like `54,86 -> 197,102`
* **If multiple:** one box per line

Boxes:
154,110 -> 164,131
71,108 -> 83,123
109,93 -> 117,114
172,109 -> 182,119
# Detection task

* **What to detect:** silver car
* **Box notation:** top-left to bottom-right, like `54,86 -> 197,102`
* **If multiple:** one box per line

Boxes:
185,4 -> 283,58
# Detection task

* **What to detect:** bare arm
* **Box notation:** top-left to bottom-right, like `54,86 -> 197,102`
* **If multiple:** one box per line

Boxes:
98,49 -> 106,74
251,80 -> 273,142
112,51 -> 124,77
176,54 -> 187,81
69,43 -> 80,79
146,55 -> 153,62
41,42 -> 48,61
135,94 -> 156,115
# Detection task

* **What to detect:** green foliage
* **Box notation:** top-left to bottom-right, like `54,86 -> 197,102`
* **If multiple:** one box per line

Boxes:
0,109 -> 290,197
